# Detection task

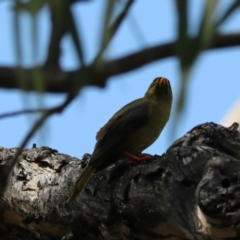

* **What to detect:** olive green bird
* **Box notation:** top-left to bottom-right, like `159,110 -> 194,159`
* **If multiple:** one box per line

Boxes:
66,77 -> 172,203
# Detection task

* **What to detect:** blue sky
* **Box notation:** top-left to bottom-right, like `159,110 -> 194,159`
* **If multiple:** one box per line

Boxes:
0,1 -> 240,159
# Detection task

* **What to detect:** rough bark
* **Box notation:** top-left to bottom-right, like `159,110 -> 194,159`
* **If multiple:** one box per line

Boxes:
1,122 -> 240,240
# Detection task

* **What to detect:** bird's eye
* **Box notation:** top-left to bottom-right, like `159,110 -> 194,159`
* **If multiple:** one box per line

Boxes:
151,78 -> 158,87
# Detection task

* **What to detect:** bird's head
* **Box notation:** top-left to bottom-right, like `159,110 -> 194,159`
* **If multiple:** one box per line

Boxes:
144,77 -> 173,104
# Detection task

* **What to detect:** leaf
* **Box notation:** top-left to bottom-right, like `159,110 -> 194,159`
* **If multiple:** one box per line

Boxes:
173,0 -> 194,136
100,0 -> 116,51
13,0 -> 46,16
198,0 -> 218,49
172,0 -> 219,138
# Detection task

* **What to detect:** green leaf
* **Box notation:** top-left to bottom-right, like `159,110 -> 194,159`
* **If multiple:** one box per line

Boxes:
172,0 -> 220,138
101,0 -> 116,51
32,67 -> 45,93
198,0 -> 218,49
13,0 -> 46,16
173,0 -> 195,136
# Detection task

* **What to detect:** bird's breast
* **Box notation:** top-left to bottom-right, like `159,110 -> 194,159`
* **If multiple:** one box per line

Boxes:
120,100 -> 171,154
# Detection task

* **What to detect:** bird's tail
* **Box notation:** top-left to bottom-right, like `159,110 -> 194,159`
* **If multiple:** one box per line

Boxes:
66,164 -> 96,203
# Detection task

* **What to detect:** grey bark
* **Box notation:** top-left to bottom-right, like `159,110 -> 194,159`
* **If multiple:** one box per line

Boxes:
1,122 -> 240,240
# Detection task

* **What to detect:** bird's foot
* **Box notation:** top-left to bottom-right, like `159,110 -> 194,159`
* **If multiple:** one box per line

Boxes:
123,151 -> 152,165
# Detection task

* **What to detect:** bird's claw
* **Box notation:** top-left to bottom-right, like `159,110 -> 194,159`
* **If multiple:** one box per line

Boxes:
123,151 -> 152,165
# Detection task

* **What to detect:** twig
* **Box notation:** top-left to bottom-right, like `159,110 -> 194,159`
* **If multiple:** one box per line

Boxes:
45,2 -> 67,67
0,108 -> 46,119
0,93 -> 74,193
93,0 -> 134,64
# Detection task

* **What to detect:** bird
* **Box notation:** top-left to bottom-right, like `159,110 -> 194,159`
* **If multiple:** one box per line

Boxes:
66,77 -> 172,203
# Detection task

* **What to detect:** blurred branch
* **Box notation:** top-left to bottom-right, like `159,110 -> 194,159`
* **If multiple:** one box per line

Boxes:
173,1 -> 218,137
0,33 -> 239,93
0,108 -> 46,119
198,0 -> 217,49
175,0 -> 188,45
216,0 -> 240,27
94,0 -> 134,64
66,2 -> 85,66
101,0 -> 116,48
128,12 -> 148,45
45,1 -> 68,67
0,93 -> 75,194
45,0 -> 86,67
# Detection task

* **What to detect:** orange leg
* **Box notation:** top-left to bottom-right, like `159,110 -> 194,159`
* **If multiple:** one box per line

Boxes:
123,151 -> 152,165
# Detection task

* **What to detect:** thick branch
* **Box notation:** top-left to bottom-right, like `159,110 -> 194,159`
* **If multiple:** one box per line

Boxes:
0,33 -> 239,93
1,122 -> 240,239
0,94 -> 74,195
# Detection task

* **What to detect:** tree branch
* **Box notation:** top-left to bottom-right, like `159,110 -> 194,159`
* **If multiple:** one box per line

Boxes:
0,108 -> 46,119
0,33 -> 239,93
93,0 -> 134,64
44,1 -> 70,68
0,94 -> 75,195
1,122 -> 240,239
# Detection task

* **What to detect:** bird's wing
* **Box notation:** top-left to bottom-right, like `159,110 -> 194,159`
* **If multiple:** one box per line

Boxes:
91,99 -> 150,163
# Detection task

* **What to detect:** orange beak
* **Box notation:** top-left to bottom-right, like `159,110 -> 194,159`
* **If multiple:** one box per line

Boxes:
158,77 -> 168,86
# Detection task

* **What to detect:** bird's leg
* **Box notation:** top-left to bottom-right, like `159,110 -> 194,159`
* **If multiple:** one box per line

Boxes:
123,151 -> 152,165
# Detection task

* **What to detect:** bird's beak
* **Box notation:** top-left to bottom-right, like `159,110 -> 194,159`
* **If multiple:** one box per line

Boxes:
158,77 -> 168,87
